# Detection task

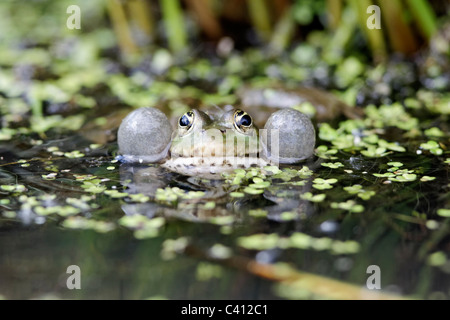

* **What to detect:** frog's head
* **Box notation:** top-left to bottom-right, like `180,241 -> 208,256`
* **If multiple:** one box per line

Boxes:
170,108 -> 258,157
117,106 -> 315,177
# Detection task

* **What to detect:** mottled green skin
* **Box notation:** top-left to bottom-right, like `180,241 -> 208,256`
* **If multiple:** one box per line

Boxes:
170,108 -> 260,159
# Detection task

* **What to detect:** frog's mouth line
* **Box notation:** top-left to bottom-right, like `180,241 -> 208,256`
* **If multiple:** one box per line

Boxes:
161,155 -> 272,175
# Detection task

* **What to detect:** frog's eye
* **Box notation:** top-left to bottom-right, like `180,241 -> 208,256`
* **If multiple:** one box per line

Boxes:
178,111 -> 194,131
234,110 -> 253,133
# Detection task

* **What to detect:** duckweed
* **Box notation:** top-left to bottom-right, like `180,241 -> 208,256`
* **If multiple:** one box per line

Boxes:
321,162 -> 344,169
389,174 -> 417,182
64,150 -> 85,159
196,262 -> 223,282
316,145 -> 338,160
280,211 -> 298,221
318,123 -> 338,141
238,232 -> 361,254
300,192 -> 326,202
357,190 -> 376,200
66,196 -> 96,211
343,185 -> 375,200
437,209 -> 450,218
1,185 -> 26,193
387,162 -> 404,167
237,233 -> 280,251
343,185 -> 363,194
263,166 -> 282,174
313,178 -> 338,190
424,127 -> 444,137
202,202 -> 216,210
248,209 -> 268,217
155,187 -> 205,204
360,146 -> 389,158
42,173 -> 57,180
119,215 -> 165,239
377,140 -> 406,152
161,237 -> 189,260
209,216 -> 234,226
82,183 -> 107,194
427,252 -> 447,267
420,141 -> 443,155
208,244 -> 232,259
62,216 -> 115,233
104,190 -> 129,198
230,192 -> 244,198
119,214 -> 152,228
129,193 -> 150,203
3,211 -> 16,218
331,200 -> 364,213
243,187 -> 265,195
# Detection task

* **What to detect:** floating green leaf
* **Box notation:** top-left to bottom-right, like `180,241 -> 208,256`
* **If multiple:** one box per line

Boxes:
387,162 -> 403,167
427,251 -> 446,267
389,174 -> 417,182
315,145 -> 338,160
313,178 -> 338,190
321,162 -> 344,169
230,192 -> 244,198
300,192 -> 326,202
343,185 -> 363,194
437,209 -> 450,218
357,190 -> 376,200
64,150 -> 85,159
104,190 -> 129,198
420,140 -> 443,155
331,200 -> 364,213
424,127 -> 444,137
248,209 -> 268,217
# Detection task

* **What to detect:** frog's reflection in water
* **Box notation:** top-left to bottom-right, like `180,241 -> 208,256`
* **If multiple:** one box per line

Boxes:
119,163 -> 314,224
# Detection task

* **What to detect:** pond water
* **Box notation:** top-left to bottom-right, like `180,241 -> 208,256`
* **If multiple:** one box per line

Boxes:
0,1 -> 449,300
0,113 -> 449,299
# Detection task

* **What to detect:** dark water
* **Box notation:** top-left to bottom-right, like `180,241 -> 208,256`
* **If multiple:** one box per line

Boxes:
1,129 -> 449,300
0,225 -> 278,300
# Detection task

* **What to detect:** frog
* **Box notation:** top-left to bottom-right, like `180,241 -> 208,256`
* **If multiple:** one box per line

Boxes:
117,104 -> 316,178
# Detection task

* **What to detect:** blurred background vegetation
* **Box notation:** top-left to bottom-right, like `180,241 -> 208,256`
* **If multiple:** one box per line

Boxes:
104,0 -> 447,62
1,0 -> 448,61
0,0 -> 448,135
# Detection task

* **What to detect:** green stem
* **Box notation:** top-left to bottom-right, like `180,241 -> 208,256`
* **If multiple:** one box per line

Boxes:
327,0 -> 342,29
323,7 -> 357,65
185,0 -> 222,39
405,0 -> 438,39
269,8 -> 295,54
246,0 -> 272,42
160,0 -> 187,53
348,0 -> 386,62
107,0 -> 139,57
377,0 -> 418,54
127,0 -> 155,42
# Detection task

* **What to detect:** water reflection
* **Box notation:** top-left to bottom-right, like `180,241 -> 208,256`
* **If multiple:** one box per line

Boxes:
118,162 -> 314,223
